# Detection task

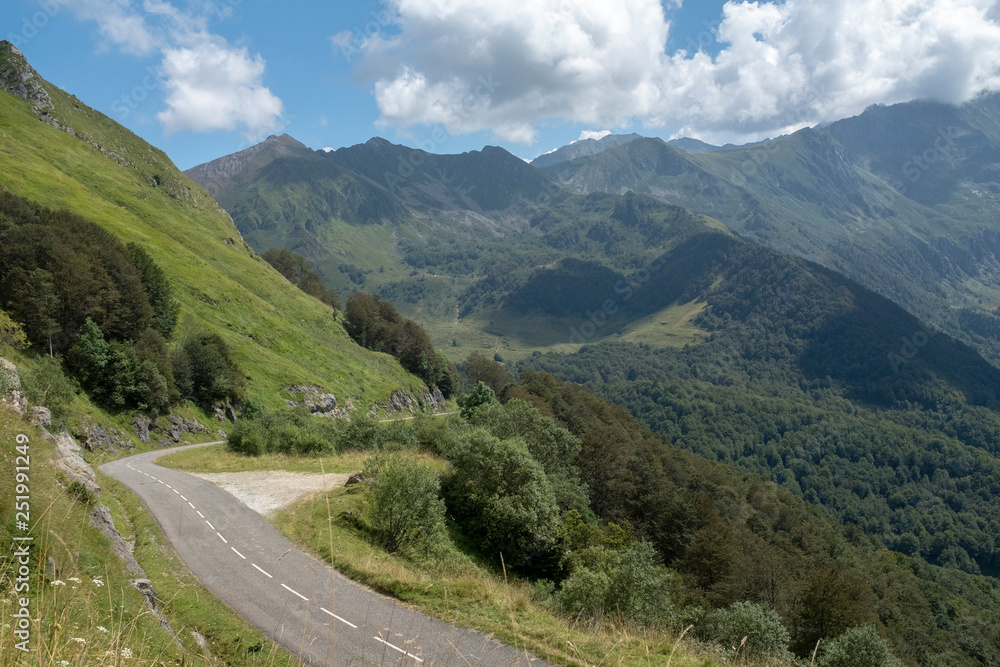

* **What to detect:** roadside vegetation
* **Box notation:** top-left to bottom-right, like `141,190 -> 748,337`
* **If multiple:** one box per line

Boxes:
158,358 -> 961,667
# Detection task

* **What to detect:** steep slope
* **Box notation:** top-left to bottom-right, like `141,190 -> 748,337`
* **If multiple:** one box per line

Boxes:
538,96 -> 1000,366
0,42 -> 422,407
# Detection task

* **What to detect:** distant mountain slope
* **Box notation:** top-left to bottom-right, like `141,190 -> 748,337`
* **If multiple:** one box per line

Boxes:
530,132 -> 643,168
537,95 -> 1000,366
0,41 -> 422,407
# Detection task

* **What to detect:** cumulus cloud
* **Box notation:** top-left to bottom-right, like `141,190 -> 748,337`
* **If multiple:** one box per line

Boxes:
578,130 -> 611,142
65,0 -> 283,139
354,0 -> 1000,144
157,41 -> 284,137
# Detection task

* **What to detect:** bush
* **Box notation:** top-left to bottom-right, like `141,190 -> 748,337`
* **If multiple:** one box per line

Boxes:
703,601 -> 792,659
818,625 -> 904,667
0,308 -> 28,349
364,453 -> 447,556
20,355 -> 78,429
227,407 -> 340,456
557,541 -> 680,628
442,428 -> 561,574
335,415 -> 416,452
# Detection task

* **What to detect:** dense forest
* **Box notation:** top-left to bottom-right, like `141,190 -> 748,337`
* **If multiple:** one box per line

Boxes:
262,247 -> 341,310
517,237 -> 1000,580
0,188 -> 243,414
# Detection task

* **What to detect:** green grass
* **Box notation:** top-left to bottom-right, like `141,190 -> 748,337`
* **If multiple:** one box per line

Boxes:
155,443 -> 366,475
619,299 -> 708,347
0,78 -> 422,410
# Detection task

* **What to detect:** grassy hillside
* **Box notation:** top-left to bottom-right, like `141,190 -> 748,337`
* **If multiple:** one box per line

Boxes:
0,44 -> 422,409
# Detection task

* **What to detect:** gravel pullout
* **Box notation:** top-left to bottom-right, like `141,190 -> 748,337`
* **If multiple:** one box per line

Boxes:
189,470 -> 352,517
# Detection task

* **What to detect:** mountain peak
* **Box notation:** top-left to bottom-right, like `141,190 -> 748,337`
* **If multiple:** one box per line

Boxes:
0,40 -> 52,111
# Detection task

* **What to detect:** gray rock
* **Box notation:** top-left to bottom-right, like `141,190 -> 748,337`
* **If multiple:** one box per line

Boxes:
388,390 -> 414,413
165,415 -> 209,442
285,385 -> 337,416
0,357 -> 27,415
132,578 -> 181,644
30,406 -> 51,430
90,506 -> 142,575
0,42 -> 53,112
82,420 -> 133,452
133,416 -> 150,444
53,432 -> 100,497
345,472 -> 365,485
225,404 -> 238,423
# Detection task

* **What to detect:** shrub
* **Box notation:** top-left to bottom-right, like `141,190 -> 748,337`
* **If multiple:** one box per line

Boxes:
227,407 -> 340,456
703,601 -> 792,659
20,355 -> 78,429
442,428 -> 561,574
0,308 -> 28,349
364,453 -> 447,556
818,625 -> 904,667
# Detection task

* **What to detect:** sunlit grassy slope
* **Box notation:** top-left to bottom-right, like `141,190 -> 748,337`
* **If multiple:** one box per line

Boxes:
0,57 -> 422,407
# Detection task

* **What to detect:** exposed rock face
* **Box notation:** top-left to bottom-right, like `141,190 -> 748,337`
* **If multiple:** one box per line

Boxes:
0,357 -> 28,415
164,415 -> 208,442
30,406 -> 51,430
422,388 -> 448,411
0,41 -> 52,112
53,432 -> 101,497
388,390 -> 414,412
286,385 -> 340,416
90,507 -> 182,644
133,416 -> 150,444
82,419 -> 133,452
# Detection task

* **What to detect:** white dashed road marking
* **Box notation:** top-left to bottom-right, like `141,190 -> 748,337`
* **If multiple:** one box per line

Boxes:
374,636 -> 423,663
231,547 -> 246,559
252,563 -> 273,578
197,511 -> 204,518
206,520 -> 215,530
320,607 -> 358,629
281,583 -> 308,601
217,532 -> 228,544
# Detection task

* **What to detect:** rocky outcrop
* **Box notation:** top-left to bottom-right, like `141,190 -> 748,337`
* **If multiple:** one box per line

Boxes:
89,507 -> 180,645
422,388 -> 448,411
53,432 -> 101,497
0,357 -> 28,415
133,416 -> 150,444
163,415 -> 208,442
30,406 -> 51,430
0,41 -> 52,112
285,385 -> 344,417
82,419 -> 133,452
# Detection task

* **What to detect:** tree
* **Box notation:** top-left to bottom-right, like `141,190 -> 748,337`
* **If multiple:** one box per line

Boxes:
463,351 -> 511,394
703,601 -> 792,659
365,453 -> 447,555
818,625 -> 904,667
127,243 -> 179,338
183,333 -> 244,405
442,428 -> 561,573
0,309 -> 28,349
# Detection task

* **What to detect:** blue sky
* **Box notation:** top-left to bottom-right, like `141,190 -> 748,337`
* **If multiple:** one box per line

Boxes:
4,1 -> 1000,171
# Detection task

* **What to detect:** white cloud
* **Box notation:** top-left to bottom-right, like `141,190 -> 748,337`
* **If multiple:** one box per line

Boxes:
157,40 -> 284,138
66,0 -> 284,139
352,0 -> 1000,145
577,130 -> 611,142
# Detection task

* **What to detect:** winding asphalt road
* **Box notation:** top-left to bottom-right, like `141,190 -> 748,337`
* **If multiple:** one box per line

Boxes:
101,443 -> 545,666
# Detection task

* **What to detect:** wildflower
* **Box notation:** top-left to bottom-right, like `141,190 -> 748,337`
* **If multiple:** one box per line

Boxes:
51,580 -> 66,586
97,626 -> 109,633
67,577 -> 81,583
58,661 -> 70,666
70,637 -> 86,644
121,647 -> 133,658
91,578 -> 105,587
